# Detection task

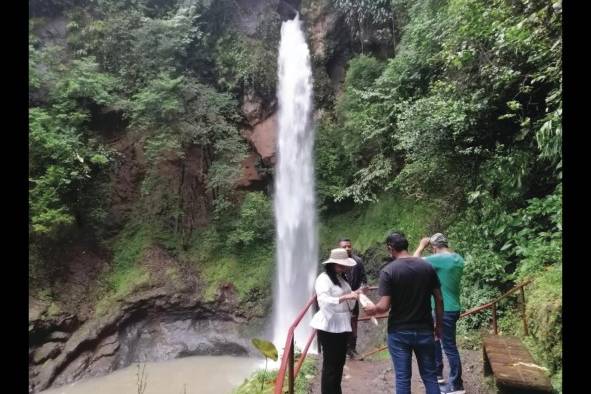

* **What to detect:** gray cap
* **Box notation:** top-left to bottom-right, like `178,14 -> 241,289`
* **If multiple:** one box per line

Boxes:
429,233 -> 448,247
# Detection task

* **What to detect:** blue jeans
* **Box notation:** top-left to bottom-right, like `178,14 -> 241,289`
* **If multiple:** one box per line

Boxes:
387,330 -> 440,394
434,311 -> 464,390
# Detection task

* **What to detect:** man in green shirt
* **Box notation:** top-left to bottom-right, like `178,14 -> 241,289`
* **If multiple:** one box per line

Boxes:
414,233 -> 465,394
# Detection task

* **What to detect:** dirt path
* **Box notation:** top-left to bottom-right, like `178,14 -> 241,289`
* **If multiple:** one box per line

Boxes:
308,348 -> 495,393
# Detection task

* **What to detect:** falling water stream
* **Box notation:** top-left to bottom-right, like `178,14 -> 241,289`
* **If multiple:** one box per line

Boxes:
271,14 -> 318,351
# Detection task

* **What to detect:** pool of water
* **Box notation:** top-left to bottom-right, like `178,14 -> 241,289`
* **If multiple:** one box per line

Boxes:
40,355 -> 262,394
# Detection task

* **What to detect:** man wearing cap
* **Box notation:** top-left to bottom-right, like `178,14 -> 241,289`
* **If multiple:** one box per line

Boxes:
414,233 -> 465,394
365,232 -> 443,394
338,238 -> 367,359
310,248 -> 360,394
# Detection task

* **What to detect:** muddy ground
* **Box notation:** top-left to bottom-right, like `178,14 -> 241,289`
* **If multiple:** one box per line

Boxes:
308,347 -> 496,393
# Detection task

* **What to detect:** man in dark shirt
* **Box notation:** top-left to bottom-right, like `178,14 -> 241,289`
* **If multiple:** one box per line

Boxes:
339,238 -> 367,359
365,232 -> 443,394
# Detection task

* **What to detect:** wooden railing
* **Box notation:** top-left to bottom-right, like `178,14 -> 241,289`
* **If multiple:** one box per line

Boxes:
273,280 -> 533,392
459,279 -> 532,335
359,279 -> 534,359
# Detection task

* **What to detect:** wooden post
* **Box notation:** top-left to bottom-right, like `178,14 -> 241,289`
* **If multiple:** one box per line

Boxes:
520,287 -> 529,336
288,336 -> 295,394
359,345 -> 388,360
492,303 -> 498,335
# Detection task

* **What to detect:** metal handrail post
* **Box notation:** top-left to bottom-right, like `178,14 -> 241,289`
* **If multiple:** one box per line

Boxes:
288,336 -> 295,394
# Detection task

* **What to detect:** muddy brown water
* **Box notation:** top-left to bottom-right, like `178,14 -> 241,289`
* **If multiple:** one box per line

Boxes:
39,356 -> 262,394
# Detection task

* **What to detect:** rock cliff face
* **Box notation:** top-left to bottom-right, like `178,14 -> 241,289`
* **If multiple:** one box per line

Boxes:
29,283 -> 264,393
242,113 -> 279,165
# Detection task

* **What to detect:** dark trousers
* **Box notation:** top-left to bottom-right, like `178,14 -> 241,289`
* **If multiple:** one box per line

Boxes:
434,311 -> 464,389
317,330 -> 350,394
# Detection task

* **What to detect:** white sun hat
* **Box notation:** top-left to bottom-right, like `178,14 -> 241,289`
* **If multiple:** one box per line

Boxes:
322,248 -> 357,266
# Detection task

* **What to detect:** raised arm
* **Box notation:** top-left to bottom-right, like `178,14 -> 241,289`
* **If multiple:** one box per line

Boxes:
413,237 -> 431,257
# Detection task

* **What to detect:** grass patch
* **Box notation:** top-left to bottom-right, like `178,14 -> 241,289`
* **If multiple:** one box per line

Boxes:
199,245 -> 274,302
319,193 -> 439,283
95,265 -> 150,316
234,356 -> 317,394
523,264 -> 562,392
165,266 -> 181,283
93,223 -> 153,316
178,229 -> 275,315
47,302 -> 61,316
319,193 -> 438,255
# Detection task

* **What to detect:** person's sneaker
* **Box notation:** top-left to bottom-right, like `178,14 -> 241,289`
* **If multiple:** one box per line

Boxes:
437,375 -> 446,384
439,385 -> 465,394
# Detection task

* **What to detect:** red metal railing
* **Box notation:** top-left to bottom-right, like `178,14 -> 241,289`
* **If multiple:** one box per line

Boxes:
273,294 -> 318,394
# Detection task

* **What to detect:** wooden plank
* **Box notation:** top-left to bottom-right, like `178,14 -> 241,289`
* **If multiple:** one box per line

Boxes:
482,335 -> 553,392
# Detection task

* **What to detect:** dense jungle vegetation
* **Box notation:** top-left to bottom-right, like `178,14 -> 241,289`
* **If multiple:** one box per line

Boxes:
29,0 -> 561,389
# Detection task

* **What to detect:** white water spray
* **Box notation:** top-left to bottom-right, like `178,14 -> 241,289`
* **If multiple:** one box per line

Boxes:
271,15 -> 317,351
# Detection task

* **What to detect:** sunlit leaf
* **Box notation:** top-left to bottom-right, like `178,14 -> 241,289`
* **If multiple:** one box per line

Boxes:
252,338 -> 278,361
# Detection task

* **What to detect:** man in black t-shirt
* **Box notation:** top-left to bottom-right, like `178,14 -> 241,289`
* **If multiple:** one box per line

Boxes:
365,232 -> 443,394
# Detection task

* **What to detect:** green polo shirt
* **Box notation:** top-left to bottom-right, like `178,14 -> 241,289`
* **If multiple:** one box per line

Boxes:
425,252 -> 464,312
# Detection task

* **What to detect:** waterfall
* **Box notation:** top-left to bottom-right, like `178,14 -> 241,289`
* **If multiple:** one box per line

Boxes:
271,14 -> 318,351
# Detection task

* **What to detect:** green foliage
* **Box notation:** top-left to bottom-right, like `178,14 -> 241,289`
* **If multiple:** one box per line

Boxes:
213,31 -> 278,99
234,356 -> 317,394
29,65 -> 114,239
344,55 -> 386,90
51,57 -> 120,109
73,3 -> 206,93
250,338 -> 278,392
314,114 -> 352,208
94,223 -> 153,315
29,38 -> 43,89
332,0 -> 393,52
30,1 -> 264,292
396,88 -> 478,161
524,264 -> 562,372
448,182 -> 561,330
318,1 -> 562,381
228,192 -> 274,249
129,73 -> 185,126
133,76 -> 247,232
252,338 -> 278,361
320,193 -> 438,282
316,55 -> 390,205
197,240 -> 274,314
335,154 -> 392,204
322,0 -> 561,205
29,42 -> 117,244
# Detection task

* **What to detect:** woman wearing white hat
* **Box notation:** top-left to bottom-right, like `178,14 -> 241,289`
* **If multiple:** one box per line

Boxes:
310,248 -> 360,394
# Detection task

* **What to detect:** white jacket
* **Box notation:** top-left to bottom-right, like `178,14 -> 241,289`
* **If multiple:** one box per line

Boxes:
310,272 -> 355,333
